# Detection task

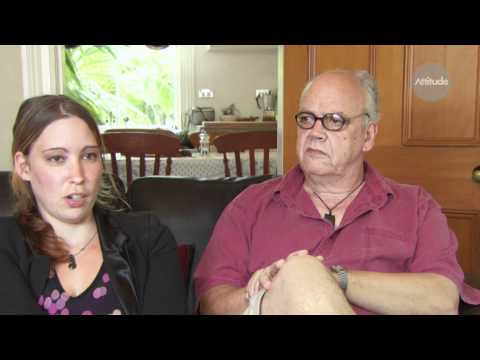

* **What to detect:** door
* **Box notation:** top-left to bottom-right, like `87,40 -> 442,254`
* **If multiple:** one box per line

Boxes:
283,45 -> 480,287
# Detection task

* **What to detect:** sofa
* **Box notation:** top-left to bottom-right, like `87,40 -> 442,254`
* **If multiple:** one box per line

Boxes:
0,171 -> 15,217
1,170 -> 479,314
127,175 -> 274,312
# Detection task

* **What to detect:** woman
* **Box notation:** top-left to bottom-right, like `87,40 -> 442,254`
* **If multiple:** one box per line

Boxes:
0,95 -> 186,314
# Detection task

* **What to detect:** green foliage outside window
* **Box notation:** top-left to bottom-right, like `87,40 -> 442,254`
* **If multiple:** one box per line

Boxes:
64,45 -> 176,128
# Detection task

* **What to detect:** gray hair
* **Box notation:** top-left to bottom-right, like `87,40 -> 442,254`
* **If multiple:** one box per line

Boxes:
301,69 -> 380,124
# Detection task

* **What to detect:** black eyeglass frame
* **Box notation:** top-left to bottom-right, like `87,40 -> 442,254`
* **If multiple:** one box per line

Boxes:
295,111 -> 370,131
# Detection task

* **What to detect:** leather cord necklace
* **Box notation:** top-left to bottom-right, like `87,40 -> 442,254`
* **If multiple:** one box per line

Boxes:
312,178 -> 365,226
67,230 -> 97,270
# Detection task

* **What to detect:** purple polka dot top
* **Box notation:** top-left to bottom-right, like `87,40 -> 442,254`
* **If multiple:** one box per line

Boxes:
38,263 -> 123,315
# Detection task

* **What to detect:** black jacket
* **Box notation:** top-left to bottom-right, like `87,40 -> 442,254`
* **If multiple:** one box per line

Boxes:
0,207 -> 186,314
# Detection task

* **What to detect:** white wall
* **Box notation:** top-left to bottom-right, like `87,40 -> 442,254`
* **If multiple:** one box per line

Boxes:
194,45 -> 277,120
0,45 -> 23,171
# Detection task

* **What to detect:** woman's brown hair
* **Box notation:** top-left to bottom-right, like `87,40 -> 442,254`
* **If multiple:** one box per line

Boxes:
11,94 -> 127,264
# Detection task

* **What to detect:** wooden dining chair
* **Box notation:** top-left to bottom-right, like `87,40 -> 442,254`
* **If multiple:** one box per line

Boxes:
213,131 -> 277,177
102,131 -> 181,186
105,128 -> 178,137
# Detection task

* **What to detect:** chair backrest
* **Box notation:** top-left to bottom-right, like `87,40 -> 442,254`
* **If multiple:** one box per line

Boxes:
127,175 -> 275,313
102,132 -> 181,186
105,128 -> 177,138
213,131 -> 277,177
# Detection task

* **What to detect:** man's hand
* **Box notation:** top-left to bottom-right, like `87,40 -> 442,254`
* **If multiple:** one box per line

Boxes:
245,257 -> 285,300
245,249 -> 324,300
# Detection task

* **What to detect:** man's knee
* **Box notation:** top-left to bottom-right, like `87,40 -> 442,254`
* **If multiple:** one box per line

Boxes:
275,254 -> 333,287
261,255 -> 334,313
261,254 -> 353,314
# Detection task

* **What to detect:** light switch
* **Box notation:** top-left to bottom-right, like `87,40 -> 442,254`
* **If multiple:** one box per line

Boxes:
198,89 -> 214,98
256,89 -> 270,97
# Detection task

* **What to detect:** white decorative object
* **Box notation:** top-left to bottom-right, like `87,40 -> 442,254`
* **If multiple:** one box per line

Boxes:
199,128 -> 210,156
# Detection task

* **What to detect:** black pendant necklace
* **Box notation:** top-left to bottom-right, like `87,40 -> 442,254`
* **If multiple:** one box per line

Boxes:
67,255 -> 77,270
312,178 -> 365,226
67,230 -> 97,270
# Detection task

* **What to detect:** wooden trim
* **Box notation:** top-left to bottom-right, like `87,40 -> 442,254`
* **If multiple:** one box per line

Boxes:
443,208 -> 480,216
308,46 -> 317,81
283,46 -> 309,172
369,45 -> 376,77
475,45 -> 480,145
402,45 -> 414,146
442,209 -> 480,287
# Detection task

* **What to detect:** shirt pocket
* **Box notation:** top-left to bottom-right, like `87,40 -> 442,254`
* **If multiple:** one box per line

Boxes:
362,227 -> 412,272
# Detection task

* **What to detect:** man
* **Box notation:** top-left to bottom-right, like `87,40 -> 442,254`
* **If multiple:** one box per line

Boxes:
194,70 -> 480,315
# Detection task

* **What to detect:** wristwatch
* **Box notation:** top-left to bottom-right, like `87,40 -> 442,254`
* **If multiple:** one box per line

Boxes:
331,265 -> 348,291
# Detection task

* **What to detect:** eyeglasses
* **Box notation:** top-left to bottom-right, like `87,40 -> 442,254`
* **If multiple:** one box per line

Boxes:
295,111 -> 370,131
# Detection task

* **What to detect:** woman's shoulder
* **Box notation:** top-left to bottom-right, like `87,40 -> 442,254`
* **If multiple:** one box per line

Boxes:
0,216 -> 25,250
0,216 -> 33,271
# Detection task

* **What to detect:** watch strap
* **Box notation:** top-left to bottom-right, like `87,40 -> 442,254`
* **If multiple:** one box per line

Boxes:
331,265 -> 348,291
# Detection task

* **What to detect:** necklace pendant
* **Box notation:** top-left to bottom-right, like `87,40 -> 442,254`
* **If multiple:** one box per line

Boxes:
324,213 -> 336,226
68,255 -> 77,270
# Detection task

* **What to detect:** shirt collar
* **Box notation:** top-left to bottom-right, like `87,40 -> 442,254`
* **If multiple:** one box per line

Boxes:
274,161 -> 394,215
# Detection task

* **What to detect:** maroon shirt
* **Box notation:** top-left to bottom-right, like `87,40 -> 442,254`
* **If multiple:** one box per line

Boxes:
194,162 -> 480,314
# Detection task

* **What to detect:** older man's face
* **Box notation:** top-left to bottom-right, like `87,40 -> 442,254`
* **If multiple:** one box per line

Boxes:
296,73 -> 377,178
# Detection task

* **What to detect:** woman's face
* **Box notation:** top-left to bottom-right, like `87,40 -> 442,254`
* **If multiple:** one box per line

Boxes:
15,116 -> 103,227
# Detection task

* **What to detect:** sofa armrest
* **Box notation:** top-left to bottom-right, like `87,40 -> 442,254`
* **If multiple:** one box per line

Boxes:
177,244 -> 194,286
459,300 -> 480,315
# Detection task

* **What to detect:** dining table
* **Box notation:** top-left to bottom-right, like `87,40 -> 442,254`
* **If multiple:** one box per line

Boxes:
103,149 -> 278,186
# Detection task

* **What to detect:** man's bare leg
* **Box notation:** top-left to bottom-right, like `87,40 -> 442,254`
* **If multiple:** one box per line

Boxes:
261,255 -> 355,314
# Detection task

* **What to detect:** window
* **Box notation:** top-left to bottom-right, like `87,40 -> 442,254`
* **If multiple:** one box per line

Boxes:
64,45 -> 180,131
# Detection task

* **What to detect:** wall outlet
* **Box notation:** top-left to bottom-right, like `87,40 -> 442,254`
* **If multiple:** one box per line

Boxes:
198,89 -> 214,98
256,89 -> 270,97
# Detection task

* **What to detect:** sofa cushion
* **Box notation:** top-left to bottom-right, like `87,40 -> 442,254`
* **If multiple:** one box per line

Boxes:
0,171 -> 15,217
127,175 -> 274,312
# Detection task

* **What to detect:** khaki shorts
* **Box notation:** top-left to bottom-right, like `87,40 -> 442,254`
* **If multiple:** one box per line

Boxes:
243,288 -> 267,315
